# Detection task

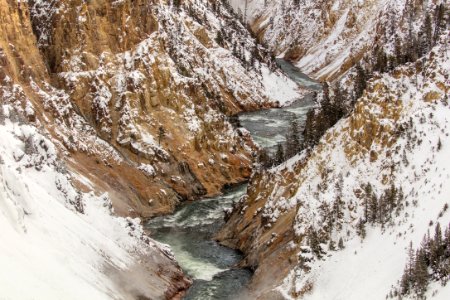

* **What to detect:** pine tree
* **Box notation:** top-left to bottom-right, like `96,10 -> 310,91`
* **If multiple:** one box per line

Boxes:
335,173 -> 344,198
396,187 -> 405,217
308,227 -> 323,257
354,63 -> 367,100
338,237 -> 345,249
443,225 -> 450,280
0,105 -> 4,125
215,30 -> 224,47
228,115 -> 241,128
24,136 -> 36,156
328,239 -> 336,251
394,35 -> 404,67
275,143 -> 285,165
302,109 -> 315,149
173,0 -> 181,9
398,223 -> 450,297
419,13 -> 433,56
158,126 -> 166,146
258,148 -> 272,169
406,36 -> 419,63
385,184 -> 398,220
356,218 -> 367,239
400,265 -> 412,295
377,194 -> 388,226
369,193 -> 378,224
193,135 -> 201,152
232,41 -> 238,57
433,4 -> 445,46
413,249 -> 429,297
332,196 -> 344,230
323,81 -> 331,104
375,47 -> 388,73
285,119 -> 301,158
430,223 -> 444,275
333,82 -> 344,110
405,241 -> 415,292
363,183 -> 373,221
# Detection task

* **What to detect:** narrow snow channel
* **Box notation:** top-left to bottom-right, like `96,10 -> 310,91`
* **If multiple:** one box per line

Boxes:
146,60 -> 320,299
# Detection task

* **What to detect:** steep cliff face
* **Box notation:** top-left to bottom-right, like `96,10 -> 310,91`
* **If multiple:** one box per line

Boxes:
1,0 -> 300,218
218,36 -> 450,299
230,0 -> 443,82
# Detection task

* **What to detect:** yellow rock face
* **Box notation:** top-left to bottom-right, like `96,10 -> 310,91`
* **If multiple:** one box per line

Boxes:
1,0 -> 272,218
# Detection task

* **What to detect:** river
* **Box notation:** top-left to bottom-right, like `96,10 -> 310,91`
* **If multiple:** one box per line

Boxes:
146,59 -> 320,299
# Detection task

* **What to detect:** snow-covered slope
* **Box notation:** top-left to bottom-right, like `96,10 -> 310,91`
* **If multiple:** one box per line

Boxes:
218,36 -> 450,299
0,105 -> 188,299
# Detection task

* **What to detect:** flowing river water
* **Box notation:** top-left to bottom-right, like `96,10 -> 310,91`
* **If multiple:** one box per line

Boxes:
146,60 -> 321,299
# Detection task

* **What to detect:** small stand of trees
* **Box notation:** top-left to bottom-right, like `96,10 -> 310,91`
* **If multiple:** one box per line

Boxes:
302,83 -> 349,150
257,81 -> 353,169
258,117 -> 302,168
372,2 -> 447,74
357,183 -> 405,231
388,222 -> 450,299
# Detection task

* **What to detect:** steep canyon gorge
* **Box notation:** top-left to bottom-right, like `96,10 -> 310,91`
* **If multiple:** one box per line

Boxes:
1,0 -> 449,300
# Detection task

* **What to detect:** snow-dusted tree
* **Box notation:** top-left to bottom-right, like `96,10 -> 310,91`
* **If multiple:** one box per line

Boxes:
354,63 -> 367,100
275,143 -> 285,165
398,223 -> 450,298
173,0 -> 181,9
356,218 -> 366,239
432,4 -> 446,46
338,237 -> 344,249
0,105 -> 4,125
158,126 -> 166,146
374,46 -> 388,73
413,249 -> 429,297
308,226 -> 323,258
258,148 -> 272,169
285,119 -> 301,158
215,30 -> 225,47
419,13 -> 433,56
24,136 -> 36,156
437,138 -> 442,151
